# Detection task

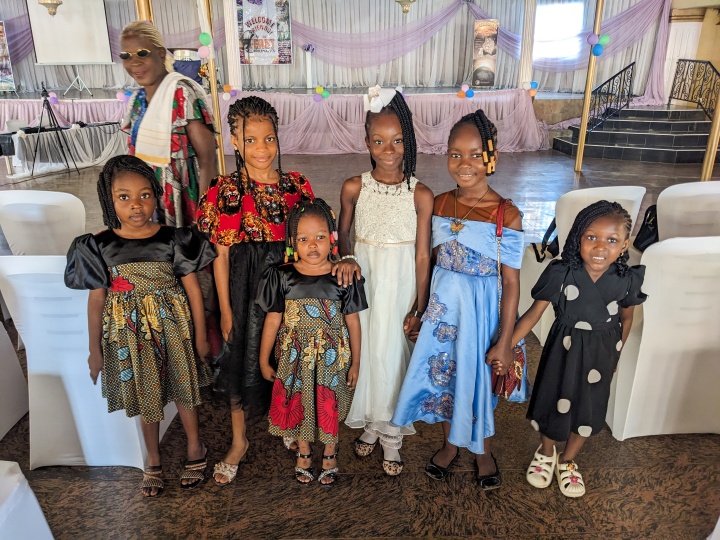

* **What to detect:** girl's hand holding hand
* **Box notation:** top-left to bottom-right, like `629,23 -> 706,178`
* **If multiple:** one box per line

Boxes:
88,352 -> 103,385
332,259 -> 362,288
347,364 -> 359,389
220,312 -> 233,342
485,344 -> 512,376
260,359 -> 277,382
403,313 -> 422,342
195,338 -> 211,366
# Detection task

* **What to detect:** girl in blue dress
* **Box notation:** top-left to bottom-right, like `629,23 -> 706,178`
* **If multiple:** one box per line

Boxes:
392,110 -> 524,490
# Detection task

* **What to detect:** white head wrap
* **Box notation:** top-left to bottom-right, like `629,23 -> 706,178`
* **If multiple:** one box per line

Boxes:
363,85 -> 397,114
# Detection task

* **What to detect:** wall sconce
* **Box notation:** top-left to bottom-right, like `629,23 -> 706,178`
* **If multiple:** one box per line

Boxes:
38,0 -> 62,16
395,0 -> 416,15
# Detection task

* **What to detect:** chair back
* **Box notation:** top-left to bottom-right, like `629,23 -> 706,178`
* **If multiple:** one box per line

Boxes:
4,119 -> 25,133
656,181 -> 720,241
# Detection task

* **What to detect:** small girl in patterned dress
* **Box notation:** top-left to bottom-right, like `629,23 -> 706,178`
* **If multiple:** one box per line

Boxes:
257,199 -> 367,486
65,155 -> 216,498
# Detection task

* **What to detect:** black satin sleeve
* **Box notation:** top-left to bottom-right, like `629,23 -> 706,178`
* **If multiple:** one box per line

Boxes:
531,260 -> 568,304
618,265 -> 648,308
64,234 -> 110,290
173,226 -> 217,277
256,265 -> 286,313
342,276 -> 368,315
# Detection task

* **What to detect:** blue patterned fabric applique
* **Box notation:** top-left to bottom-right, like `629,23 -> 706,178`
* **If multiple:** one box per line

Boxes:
420,392 -> 454,419
433,322 -> 458,343
427,353 -> 456,387
423,293 -> 447,324
436,240 -> 497,276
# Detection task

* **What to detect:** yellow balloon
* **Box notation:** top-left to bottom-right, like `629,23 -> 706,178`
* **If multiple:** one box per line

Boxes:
315,86 -> 324,94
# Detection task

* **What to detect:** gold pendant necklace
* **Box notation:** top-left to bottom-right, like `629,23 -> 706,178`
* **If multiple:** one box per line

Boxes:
451,186 -> 490,234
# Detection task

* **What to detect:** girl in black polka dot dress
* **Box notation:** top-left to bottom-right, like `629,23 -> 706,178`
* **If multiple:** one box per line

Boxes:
510,200 -> 646,498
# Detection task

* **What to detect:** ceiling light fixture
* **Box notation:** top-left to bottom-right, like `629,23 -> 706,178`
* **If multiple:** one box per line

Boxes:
395,0 -> 416,15
38,0 -> 63,16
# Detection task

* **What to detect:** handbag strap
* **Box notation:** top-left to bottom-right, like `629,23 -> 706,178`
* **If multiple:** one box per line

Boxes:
495,199 -> 507,325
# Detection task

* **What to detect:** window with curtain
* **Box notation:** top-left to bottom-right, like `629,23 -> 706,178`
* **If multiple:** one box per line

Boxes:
533,2 -> 585,61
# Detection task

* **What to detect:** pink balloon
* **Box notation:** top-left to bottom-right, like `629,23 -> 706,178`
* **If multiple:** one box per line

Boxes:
116,91 -> 125,101
461,83 -> 469,92
587,33 -> 599,45
48,91 -> 57,98
198,46 -> 210,59
313,94 -> 323,102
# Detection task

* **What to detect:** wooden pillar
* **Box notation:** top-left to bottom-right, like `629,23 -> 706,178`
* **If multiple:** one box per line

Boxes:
700,94 -> 720,180
134,0 -> 154,22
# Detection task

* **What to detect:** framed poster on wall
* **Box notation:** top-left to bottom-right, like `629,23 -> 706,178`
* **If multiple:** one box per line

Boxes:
472,20 -> 499,88
237,0 -> 293,65
0,21 -> 17,92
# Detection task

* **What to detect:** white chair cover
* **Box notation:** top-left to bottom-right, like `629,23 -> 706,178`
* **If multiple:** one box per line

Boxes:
520,186 -> 646,344
657,181 -> 720,241
0,256 -> 177,470
606,237 -> 720,441
0,461 -> 53,540
0,324 -> 28,440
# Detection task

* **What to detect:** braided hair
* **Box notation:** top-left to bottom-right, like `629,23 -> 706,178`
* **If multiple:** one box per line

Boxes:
364,92 -> 417,189
97,155 -> 162,229
284,198 -> 339,263
227,96 -> 282,180
560,200 -> 633,277
448,109 -> 499,175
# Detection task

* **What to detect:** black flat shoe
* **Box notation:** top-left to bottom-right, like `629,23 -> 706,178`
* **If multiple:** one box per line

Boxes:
475,454 -> 502,491
425,448 -> 460,480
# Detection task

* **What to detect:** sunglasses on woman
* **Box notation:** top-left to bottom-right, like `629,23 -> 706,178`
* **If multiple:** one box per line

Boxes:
119,49 -> 152,60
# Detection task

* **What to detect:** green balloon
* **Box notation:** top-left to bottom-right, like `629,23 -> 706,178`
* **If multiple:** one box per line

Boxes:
598,34 -> 610,46
321,89 -> 330,98
199,32 -> 212,46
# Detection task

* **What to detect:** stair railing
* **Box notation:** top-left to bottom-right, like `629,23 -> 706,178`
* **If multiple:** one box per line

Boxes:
668,59 -> 720,120
586,62 -> 635,133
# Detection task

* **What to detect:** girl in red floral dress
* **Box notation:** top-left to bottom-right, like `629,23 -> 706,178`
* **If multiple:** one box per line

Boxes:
196,96 -> 314,485
256,199 -> 367,486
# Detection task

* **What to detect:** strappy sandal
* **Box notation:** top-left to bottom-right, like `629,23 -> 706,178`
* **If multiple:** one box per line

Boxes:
425,448 -> 460,480
318,450 -> 339,487
180,446 -> 208,490
555,458 -> 586,498
295,450 -> 314,485
526,445 -> 556,489
141,465 -> 164,498
213,461 -> 239,486
353,437 -> 377,458
475,454 -> 502,491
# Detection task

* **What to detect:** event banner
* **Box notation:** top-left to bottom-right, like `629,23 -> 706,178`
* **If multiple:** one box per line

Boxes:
472,19 -> 498,88
237,0 -> 292,65
0,21 -> 17,92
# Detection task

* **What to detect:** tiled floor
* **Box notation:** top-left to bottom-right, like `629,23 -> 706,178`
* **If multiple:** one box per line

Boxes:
0,151 -> 719,539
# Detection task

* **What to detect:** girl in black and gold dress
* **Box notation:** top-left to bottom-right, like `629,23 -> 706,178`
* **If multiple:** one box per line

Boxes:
65,155 -> 215,498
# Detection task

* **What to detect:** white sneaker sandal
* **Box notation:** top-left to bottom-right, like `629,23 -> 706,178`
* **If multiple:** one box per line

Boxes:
555,458 -> 586,498
526,445 -> 556,488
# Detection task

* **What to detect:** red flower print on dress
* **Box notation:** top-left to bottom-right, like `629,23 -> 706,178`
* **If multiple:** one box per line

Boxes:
316,385 -> 339,437
109,275 -> 134,292
268,378 -> 304,431
171,133 -> 181,153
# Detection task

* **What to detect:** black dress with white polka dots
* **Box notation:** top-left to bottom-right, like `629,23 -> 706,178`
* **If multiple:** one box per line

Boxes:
526,260 -> 647,441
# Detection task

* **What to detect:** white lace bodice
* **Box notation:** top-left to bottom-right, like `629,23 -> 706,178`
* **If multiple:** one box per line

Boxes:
354,171 -> 418,244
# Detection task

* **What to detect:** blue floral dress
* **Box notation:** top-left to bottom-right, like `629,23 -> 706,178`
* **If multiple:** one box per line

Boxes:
391,212 -> 524,454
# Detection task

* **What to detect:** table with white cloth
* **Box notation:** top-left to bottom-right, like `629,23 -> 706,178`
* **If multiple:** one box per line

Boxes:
0,461 -> 53,540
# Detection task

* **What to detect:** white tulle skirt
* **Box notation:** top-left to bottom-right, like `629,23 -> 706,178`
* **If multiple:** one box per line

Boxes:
345,240 -> 417,436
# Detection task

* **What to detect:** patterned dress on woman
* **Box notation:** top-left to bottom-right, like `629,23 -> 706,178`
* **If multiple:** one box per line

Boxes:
256,265 -> 367,444
123,80 -> 214,227
526,260 -> 646,442
64,226 -> 216,423
196,171 -> 314,417
392,196 -> 523,455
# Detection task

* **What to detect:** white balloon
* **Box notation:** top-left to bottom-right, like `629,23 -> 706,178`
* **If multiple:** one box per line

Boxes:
222,92 -> 231,101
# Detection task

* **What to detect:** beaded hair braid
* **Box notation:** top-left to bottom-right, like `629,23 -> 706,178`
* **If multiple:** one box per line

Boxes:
448,109 -> 499,175
97,155 -> 162,229
227,96 -> 282,181
364,92 -> 417,189
560,200 -> 633,277
284,198 -> 339,263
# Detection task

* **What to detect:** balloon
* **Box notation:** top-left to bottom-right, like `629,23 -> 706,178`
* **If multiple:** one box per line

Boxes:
49,97 -> 58,104
198,46 -> 210,59
457,91 -> 466,98
587,33 -> 599,45
313,94 -> 323,102
465,89 -> 475,98
230,89 -> 237,97
461,83 -> 469,92
598,34 -> 610,46
124,90 -> 132,96
222,92 -> 230,101
199,32 -> 212,46
116,91 -> 125,101
592,44 -> 604,56
530,81 -> 538,90
521,81 -> 531,90
321,89 -> 330,98
528,89 -> 537,97
223,84 -> 232,93
315,85 -> 324,94
48,91 -> 57,98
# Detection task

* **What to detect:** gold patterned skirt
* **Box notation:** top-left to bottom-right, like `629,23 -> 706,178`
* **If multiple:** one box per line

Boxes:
101,261 -> 212,424
268,298 -> 354,444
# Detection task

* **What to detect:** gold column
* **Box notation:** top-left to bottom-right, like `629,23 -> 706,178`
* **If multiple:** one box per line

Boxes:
134,0 -> 154,22
575,0 -> 605,172
700,94 -> 720,181
202,0 -> 227,175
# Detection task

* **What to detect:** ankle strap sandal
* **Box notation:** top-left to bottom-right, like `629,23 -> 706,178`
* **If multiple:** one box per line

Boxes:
318,450 -> 339,487
295,450 -> 314,485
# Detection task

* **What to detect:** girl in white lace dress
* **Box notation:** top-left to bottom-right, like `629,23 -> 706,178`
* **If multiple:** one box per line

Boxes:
336,86 -> 434,475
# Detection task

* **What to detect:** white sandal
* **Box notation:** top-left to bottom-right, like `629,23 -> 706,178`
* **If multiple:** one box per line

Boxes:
555,458 -> 586,498
213,461 -> 239,486
526,445 -> 556,488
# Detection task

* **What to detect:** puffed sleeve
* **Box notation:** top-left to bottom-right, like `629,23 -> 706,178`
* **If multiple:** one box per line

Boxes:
618,265 -> 648,308
173,226 -> 217,277
64,234 -> 110,290
531,260 -> 568,304
255,266 -> 286,313
341,276 -> 368,315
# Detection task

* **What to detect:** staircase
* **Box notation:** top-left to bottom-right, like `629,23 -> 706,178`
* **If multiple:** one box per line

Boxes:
553,106 -> 717,164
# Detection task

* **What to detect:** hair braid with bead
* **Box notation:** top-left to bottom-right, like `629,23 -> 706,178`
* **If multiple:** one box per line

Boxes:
227,96 -> 282,185
284,198 -> 339,263
560,200 -> 633,277
364,92 -> 417,190
448,109 -> 499,175
97,154 -> 162,229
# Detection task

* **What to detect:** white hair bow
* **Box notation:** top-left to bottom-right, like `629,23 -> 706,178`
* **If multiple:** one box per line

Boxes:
363,85 -> 397,113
